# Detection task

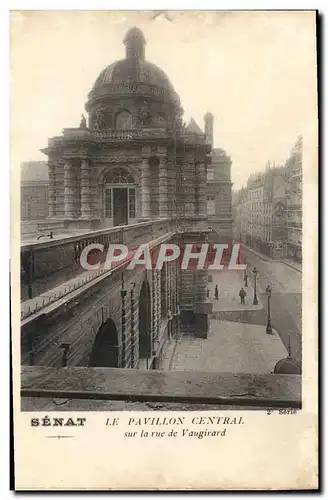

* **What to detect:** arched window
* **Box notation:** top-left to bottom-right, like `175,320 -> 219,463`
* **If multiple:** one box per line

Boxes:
115,111 -> 133,130
103,168 -> 137,224
104,168 -> 135,184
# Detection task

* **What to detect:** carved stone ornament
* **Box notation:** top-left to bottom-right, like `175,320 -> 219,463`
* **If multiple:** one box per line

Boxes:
274,201 -> 285,218
218,185 -> 227,196
80,114 -> 87,129
95,109 -> 107,129
140,102 -> 152,126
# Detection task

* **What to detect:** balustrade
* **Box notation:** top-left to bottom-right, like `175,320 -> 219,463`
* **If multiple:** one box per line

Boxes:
93,128 -> 167,141
21,219 -> 174,304
21,366 -> 301,410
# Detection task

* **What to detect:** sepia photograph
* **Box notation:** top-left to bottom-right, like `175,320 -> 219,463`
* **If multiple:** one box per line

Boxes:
11,8 -> 318,490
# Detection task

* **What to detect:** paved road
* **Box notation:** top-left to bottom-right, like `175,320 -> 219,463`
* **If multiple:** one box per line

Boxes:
243,248 -> 302,362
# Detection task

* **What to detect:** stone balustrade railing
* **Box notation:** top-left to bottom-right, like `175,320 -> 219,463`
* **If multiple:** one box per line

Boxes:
21,366 -> 301,411
48,127 -> 168,145
93,128 -> 167,141
286,222 -> 302,228
62,128 -> 92,139
21,218 -> 176,303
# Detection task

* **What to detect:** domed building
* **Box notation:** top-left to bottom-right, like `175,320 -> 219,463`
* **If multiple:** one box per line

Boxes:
42,27 -> 211,232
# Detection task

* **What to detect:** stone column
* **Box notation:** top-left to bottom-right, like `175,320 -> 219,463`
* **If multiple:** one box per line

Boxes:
197,161 -> 207,217
151,271 -> 157,349
158,156 -> 168,218
140,157 -> 151,219
80,159 -> 92,219
195,270 -> 208,302
64,160 -> 76,219
56,166 -> 65,218
130,284 -> 136,368
156,270 -> 161,341
169,159 -> 177,217
168,263 -> 172,316
48,163 -> 56,218
76,167 -> 81,218
168,263 -> 173,337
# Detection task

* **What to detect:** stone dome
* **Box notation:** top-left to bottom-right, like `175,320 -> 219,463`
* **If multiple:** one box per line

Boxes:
89,27 -> 175,95
92,59 -> 175,93
274,356 -> 301,375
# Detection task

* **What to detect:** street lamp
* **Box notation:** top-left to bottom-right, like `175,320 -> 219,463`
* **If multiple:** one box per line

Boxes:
265,284 -> 273,335
244,266 -> 248,287
252,267 -> 258,305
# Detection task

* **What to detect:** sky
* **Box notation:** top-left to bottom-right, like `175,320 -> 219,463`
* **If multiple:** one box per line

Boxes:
11,10 -> 317,189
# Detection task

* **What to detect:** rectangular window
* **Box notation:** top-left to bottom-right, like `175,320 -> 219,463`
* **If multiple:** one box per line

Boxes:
207,169 -> 214,181
129,188 -> 136,219
104,189 -> 112,218
207,196 -> 215,215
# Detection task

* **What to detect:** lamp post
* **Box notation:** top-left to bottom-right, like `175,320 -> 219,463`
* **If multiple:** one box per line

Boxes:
265,284 -> 273,334
244,266 -> 248,287
252,267 -> 258,305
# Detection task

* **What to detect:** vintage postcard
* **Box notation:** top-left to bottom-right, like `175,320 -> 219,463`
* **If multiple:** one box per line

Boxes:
12,10 -> 318,490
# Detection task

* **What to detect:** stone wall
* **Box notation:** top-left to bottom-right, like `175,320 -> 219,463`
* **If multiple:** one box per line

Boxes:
21,241 -> 180,370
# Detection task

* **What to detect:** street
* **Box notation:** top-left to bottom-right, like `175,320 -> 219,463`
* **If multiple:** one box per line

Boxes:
163,267 -> 289,374
243,247 -> 302,362
164,249 -> 302,373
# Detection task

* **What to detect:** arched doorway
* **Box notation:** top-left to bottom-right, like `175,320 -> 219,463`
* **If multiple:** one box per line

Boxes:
103,168 -> 137,227
138,280 -> 151,361
88,318 -> 119,367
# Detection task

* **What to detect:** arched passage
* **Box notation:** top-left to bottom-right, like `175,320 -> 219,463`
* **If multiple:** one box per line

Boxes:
138,280 -> 151,360
88,318 -> 119,367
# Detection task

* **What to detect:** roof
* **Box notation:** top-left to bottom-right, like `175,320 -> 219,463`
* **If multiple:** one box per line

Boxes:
123,26 -> 146,45
90,28 -> 175,95
92,59 -> 175,93
274,356 -> 301,375
21,161 -> 48,183
212,148 -> 230,159
185,117 -> 203,135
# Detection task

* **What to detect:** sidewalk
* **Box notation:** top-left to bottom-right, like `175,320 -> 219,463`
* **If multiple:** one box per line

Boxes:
242,243 -> 274,262
280,259 -> 302,273
243,243 -> 302,274
208,269 -> 262,312
170,319 -> 288,374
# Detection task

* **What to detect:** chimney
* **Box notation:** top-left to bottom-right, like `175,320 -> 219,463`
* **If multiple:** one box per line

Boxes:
204,112 -> 214,147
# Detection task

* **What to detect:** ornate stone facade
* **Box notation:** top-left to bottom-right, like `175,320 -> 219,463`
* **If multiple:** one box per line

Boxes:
21,27 -> 215,367
42,28 -> 210,234
206,149 -> 233,240
203,114 -> 233,241
233,164 -> 288,258
285,135 -> 302,262
21,162 -> 49,221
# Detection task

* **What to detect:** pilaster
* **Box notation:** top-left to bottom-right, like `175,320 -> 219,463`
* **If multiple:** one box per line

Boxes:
140,157 -> 151,219
48,163 -> 56,218
80,159 -> 92,219
55,166 -> 65,218
156,270 -> 161,341
197,161 -> 207,217
158,156 -> 168,218
64,160 -> 76,219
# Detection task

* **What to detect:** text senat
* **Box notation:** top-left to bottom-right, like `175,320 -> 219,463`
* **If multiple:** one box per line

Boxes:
30,416 -> 86,427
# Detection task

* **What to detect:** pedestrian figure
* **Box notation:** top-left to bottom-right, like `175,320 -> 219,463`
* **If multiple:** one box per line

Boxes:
239,287 -> 246,305
214,285 -> 219,300
207,288 -> 210,299
244,272 -> 248,287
